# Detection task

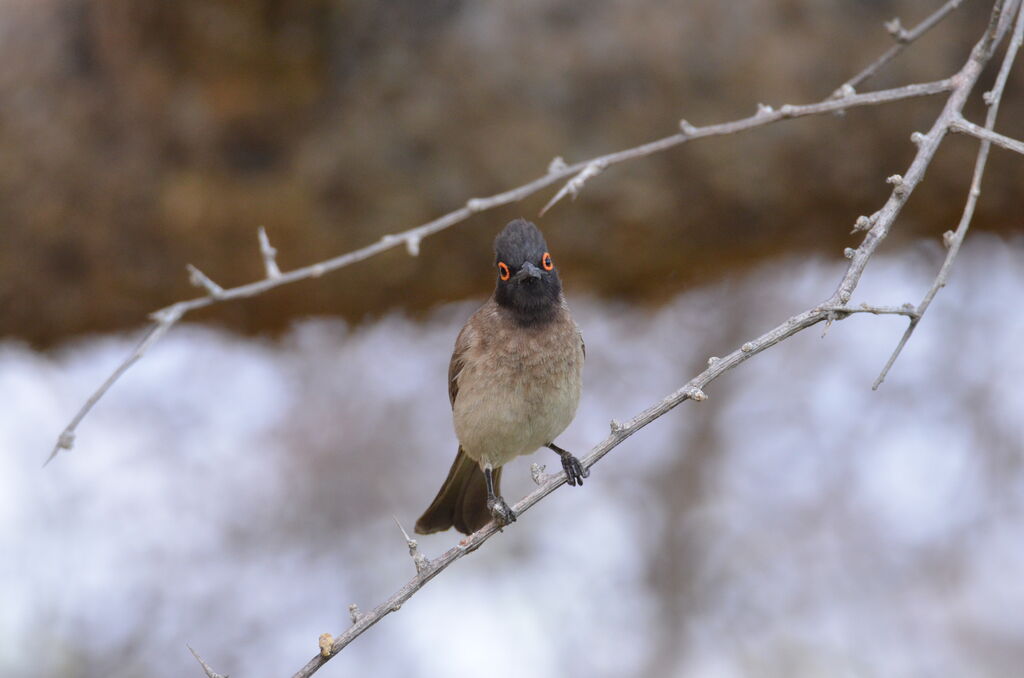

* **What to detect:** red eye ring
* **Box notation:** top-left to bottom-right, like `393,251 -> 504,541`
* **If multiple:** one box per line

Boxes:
541,252 -> 554,271
498,261 -> 510,281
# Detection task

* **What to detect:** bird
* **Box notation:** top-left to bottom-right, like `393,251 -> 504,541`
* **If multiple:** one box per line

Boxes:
414,218 -> 587,535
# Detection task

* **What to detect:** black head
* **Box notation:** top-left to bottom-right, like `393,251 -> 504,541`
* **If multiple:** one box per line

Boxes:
493,219 -> 562,325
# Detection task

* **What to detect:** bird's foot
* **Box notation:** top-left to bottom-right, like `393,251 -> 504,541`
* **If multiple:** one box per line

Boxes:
560,453 -> 589,486
487,496 -> 517,526
547,442 -> 589,487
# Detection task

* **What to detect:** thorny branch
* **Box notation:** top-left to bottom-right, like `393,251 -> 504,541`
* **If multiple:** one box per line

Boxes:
47,77 -> 962,463
874,0 -> 1023,388
283,3 -> 1021,677
950,115 -> 1024,155
836,0 -> 966,94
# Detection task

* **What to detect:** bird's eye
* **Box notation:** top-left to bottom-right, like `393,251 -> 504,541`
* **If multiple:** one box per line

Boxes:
541,252 -> 554,271
498,261 -> 510,281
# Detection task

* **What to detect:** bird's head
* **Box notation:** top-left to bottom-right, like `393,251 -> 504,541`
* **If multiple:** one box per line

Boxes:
493,219 -> 562,324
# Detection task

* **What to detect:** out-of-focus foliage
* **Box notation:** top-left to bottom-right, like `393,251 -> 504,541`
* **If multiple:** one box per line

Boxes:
2,0 -> 1021,345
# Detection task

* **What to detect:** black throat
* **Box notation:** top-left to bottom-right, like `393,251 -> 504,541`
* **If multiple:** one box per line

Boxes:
496,294 -> 561,327
494,280 -> 562,327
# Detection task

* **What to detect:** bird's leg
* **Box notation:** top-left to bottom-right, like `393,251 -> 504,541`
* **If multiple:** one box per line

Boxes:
547,443 -> 589,486
484,466 -> 516,526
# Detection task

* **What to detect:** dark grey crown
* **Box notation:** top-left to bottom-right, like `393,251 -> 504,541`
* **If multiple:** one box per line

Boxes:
494,218 -> 548,266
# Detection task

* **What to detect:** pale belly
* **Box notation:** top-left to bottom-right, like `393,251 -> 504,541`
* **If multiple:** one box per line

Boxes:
453,348 -> 582,469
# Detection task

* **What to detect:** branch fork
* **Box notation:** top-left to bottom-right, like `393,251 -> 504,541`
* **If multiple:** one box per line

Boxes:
540,160 -> 607,216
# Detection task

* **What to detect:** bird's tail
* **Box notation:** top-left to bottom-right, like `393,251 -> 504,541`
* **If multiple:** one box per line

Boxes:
414,447 -> 498,535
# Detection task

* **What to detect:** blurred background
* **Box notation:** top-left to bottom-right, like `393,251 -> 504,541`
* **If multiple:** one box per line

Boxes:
2,0 -> 1023,676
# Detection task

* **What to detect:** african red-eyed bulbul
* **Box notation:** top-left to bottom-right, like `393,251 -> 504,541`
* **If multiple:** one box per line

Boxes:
414,219 -> 587,535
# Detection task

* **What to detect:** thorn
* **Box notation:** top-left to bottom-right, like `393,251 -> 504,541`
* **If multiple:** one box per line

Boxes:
548,156 -> 568,173
44,429 -> 76,467
707,356 -> 720,366
58,430 -> 75,450
405,234 -> 421,257
942,230 -> 957,248
258,226 -> 282,279
756,103 -> 774,116
392,515 -> 429,575
319,633 -> 334,658
678,119 -> 698,136
609,419 -> 625,433
186,264 -> 224,298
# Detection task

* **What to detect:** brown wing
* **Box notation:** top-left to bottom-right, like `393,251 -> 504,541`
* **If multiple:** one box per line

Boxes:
447,320 -> 474,408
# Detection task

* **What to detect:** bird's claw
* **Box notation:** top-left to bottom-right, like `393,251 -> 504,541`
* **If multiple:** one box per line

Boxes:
561,453 -> 589,486
487,496 -> 516,526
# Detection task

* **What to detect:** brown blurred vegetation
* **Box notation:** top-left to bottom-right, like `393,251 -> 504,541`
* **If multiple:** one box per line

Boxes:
1,0 -> 1021,346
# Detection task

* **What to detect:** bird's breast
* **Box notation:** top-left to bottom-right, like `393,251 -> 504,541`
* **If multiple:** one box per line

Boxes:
453,310 -> 583,469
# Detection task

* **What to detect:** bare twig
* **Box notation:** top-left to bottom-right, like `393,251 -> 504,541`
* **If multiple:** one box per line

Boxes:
825,303 -> 920,319
188,645 -> 228,678
45,303 -> 185,466
874,0 -> 1023,389
540,78 -> 957,215
950,114 -> 1024,155
45,81 -> 957,465
836,0 -> 966,95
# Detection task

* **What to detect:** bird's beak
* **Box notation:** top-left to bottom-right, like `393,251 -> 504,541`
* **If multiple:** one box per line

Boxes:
512,261 -> 543,283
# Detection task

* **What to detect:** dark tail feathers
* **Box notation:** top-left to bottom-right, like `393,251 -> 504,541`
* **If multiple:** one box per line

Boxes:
415,448 -> 499,535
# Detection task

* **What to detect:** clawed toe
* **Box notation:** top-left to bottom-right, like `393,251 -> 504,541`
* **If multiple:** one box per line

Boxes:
561,453 -> 589,486
487,496 -> 517,526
